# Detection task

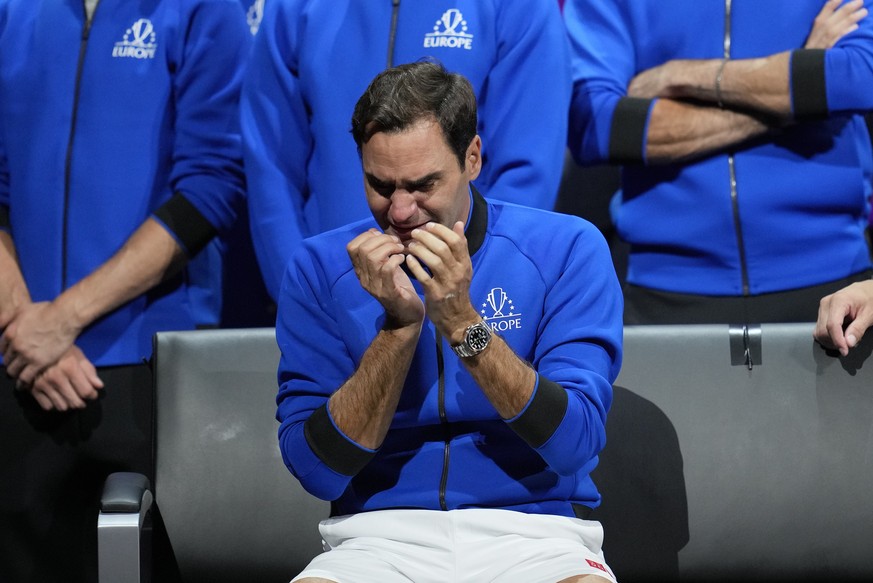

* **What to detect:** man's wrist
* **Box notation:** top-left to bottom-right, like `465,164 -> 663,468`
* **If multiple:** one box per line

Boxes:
51,293 -> 87,338
380,316 -> 423,346
668,59 -> 726,103
446,311 -> 483,346
450,320 -> 493,359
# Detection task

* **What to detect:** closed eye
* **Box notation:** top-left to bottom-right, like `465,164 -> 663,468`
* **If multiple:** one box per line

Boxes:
407,178 -> 437,193
366,175 -> 396,198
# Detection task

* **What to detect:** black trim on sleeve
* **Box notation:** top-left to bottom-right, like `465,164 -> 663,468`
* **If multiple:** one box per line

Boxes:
791,49 -> 828,120
507,377 -> 568,449
304,404 -> 376,477
0,205 -> 9,230
608,97 -> 652,164
152,193 -> 217,256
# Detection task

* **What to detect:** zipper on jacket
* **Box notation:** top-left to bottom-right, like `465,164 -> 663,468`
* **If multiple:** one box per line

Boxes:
62,2 -> 98,289
723,0 -> 751,296
436,332 -> 449,511
386,0 -> 400,69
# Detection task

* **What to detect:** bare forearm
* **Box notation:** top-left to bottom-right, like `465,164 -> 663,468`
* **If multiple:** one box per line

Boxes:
632,53 -> 793,119
0,231 -> 31,327
462,335 -> 537,420
714,52 -> 793,117
328,323 -> 420,449
54,217 -> 187,332
645,98 -> 770,164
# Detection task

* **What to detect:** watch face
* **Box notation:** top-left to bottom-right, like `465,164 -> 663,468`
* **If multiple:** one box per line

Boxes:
467,325 -> 491,351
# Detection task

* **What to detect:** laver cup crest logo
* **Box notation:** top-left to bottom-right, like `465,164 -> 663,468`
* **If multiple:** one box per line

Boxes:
480,287 -> 522,332
112,19 -> 158,59
487,288 -> 508,316
424,9 -> 474,50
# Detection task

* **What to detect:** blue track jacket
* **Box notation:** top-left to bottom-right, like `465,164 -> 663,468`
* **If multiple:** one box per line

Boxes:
566,0 -> 873,296
242,0 -> 571,299
276,190 -> 623,517
0,0 -> 248,366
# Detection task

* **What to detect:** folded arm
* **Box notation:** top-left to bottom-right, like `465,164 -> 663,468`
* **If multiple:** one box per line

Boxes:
568,0 -> 872,166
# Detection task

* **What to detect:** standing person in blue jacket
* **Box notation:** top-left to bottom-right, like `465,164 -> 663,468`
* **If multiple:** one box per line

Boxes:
277,61 -> 623,583
0,1 -> 249,581
242,0 -> 571,301
566,0 -> 873,324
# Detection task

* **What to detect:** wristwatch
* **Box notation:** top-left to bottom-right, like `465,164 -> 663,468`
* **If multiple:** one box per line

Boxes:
450,321 -> 493,358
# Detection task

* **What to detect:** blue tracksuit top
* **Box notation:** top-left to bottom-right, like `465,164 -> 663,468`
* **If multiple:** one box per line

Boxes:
0,0 -> 249,366
276,190 -> 623,517
241,0 -> 572,300
566,0 -> 873,296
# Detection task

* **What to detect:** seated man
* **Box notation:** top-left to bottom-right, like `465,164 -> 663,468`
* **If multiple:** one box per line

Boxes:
274,61 -> 624,583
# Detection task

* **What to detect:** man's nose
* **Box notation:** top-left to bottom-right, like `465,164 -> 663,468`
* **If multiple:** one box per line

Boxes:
389,191 -> 417,223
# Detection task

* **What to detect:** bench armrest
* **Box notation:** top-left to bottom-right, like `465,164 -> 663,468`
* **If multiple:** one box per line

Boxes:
97,472 -> 154,583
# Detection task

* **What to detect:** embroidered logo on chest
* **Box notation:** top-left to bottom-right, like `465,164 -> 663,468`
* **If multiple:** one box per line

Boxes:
479,287 -> 522,332
112,18 -> 157,60
424,9 -> 474,50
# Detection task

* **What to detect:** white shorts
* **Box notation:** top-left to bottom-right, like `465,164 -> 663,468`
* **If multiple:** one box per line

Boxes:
290,508 -> 617,583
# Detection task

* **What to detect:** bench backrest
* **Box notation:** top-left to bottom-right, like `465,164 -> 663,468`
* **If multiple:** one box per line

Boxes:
595,323 -> 873,581
153,323 -> 873,581
153,328 -> 329,583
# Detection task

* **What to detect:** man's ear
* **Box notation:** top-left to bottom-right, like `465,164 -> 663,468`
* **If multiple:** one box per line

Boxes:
466,135 -> 483,180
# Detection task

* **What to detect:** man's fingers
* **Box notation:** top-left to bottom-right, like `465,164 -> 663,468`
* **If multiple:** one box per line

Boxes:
43,371 -> 88,409
17,363 -> 41,387
814,294 -> 846,350
844,310 -> 873,350
410,223 -> 464,261
35,384 -> 71,411
5,355 -> 23,379
404,253 -> 431,282
59,355 -> 102,401
349,231 -> 403,273
77,357 -> 105,392
31,392 -> 55,411
408,240 -> 444,274
68,369 -> 101,401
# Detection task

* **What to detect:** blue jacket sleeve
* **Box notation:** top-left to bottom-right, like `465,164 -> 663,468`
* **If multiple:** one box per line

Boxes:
0,4 -> 8,232
791,0 -> 873,118
241,0 -> 310,301
163,0 -> 248,240
474,0 -> 571,210
275,244 -> 368,501
565,0 -> 651,166
506,222 -> 623,475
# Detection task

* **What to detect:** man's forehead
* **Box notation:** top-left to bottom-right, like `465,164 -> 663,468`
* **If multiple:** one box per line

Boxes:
362,125 -> 453,172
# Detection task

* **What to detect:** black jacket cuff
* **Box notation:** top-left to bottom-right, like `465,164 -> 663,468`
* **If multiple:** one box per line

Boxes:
507,377 -> 568,449
304,404 -> 376,476
791,49 -> 828,120
609,97 -> 652,164
153,193 -> 217,256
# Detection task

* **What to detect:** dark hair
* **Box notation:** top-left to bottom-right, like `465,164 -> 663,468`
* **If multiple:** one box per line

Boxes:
351,60 -> 478,169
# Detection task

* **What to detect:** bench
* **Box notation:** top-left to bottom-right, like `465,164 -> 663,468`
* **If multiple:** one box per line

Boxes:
98,323 -> 873,581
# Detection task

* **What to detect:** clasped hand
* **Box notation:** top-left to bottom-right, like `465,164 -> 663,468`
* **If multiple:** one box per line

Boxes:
1,301 -> 101,410
347,221 -> 478,339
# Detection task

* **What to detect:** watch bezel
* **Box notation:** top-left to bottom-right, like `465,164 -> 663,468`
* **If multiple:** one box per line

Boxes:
451,321 -> 493,358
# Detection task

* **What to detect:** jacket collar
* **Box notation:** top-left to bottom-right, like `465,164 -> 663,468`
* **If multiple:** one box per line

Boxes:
466,185 -> 488,257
